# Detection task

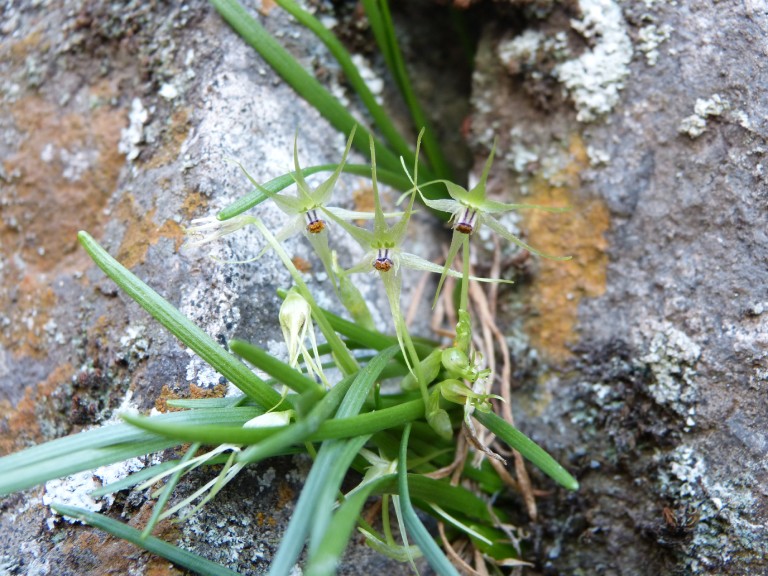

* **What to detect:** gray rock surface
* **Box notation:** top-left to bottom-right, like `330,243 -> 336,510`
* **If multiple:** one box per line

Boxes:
469,1 -> 768,574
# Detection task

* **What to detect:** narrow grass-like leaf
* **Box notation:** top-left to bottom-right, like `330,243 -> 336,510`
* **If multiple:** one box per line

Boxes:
235,370 -> 357,466
166,397 -> 243,410
209,0 -> 402,175
474,410 -> 579,491
50,504 -> 240,576
268,346 -> 398,575
216,163 -> 412,221
398,424 -> 460,576
120,398 -> 424,447
78,231 -> 282,410
230,339 -> 322,396
360,0 -> 451,181
142,442 -> 201,538
272,0 -> 417,171
304,480 -> 380,576
0,407 -> 262,496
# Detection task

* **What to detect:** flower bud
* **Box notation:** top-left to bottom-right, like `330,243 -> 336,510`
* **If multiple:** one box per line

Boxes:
279,288 -> 311,367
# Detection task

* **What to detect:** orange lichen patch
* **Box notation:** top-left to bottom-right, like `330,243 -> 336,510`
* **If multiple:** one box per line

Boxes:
522,134 -> 609,362
179,191 -> 210,219
60,501 -> 181,574
145,559 -> 186,576
2,94 -> 125,270
115,195 -> 160,268
259,0 -> 277,15
276,481 -> 295,510
255,511 -> 278,527
161,219 -> 186,252
292,256 -> 312,273
0,363 -> 74,455
155,382 -> 227,412
143,107 -> 191,169
114,195 -> 186,268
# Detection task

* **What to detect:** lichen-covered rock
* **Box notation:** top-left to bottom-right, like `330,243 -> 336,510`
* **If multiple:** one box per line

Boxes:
0,1 -> 436,573
470,1 -> 768,574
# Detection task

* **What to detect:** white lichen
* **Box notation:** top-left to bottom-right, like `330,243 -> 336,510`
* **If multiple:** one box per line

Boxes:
636,23 -> 672,66
553,0 -> 633,122
678,94 -> 730,138
640,321 -> 701,416
118,97 -> 149,161
159,82 -> 179,100
350,54 -> 385,104
497,30 -> 543,73
44,391 -> 146,527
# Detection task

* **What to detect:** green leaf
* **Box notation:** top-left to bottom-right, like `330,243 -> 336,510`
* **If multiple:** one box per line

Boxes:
359,0 -> 452,181
50,504 -> 241,576
268,346 -> 399,575
473,410 -> 579,491
397,424 -> 460,576
230,339 -> 322,397
209,0 -> 402,174
123,398 -> 424,446
272,0 -> 417,171
0,407 -> 262,496
78,231 -> 283,410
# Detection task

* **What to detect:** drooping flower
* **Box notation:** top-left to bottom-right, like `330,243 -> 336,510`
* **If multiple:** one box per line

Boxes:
183,214 -> 255,248
279,287 -> 328,388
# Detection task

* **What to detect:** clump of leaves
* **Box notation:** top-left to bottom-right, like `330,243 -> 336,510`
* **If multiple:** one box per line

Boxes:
0,129 -> 576,574
0,2 -> 579,575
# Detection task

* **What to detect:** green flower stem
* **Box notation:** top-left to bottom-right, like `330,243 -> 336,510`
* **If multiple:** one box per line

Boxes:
209,0 -> 402,175
50,504 -> 241,576
252,219 -> 358,376
78,231 -> 283,410
473,410 -> 579,491
459,233 -> 470,318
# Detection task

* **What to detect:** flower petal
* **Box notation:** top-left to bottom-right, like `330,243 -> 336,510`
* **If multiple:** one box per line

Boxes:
482,214 -> 572,261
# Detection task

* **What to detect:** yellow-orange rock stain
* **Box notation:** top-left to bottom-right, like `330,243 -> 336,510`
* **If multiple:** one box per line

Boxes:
522,135 -> 609,362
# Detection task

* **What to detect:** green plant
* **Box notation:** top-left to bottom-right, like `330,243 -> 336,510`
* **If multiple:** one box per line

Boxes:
0,2 -> 579,575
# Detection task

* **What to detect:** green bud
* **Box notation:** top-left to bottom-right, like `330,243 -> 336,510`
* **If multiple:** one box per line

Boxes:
426,386 -> 453,440
439,378 -> 470,405
456,309 -> 472,352
441,347 -> 469,375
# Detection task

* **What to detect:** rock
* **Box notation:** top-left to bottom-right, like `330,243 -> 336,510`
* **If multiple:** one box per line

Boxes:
0,1 -> 433,573
469,0 -> 768,574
